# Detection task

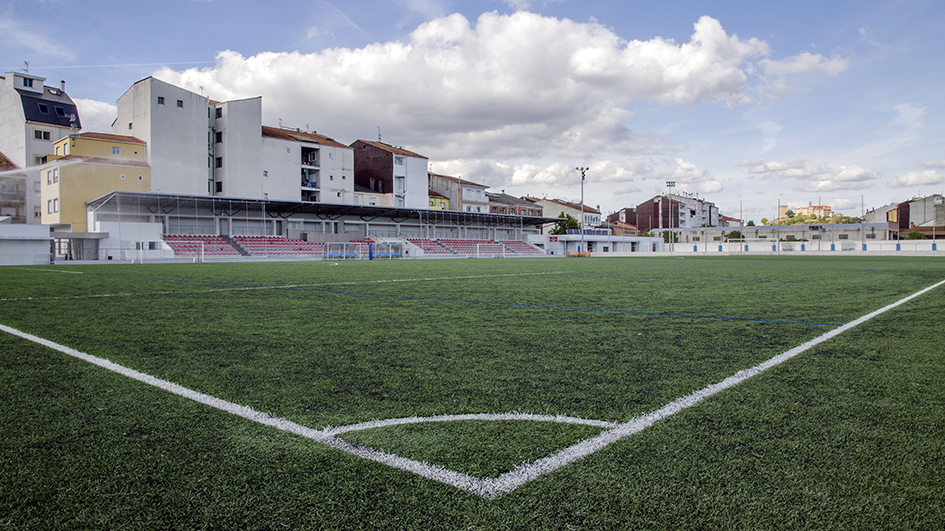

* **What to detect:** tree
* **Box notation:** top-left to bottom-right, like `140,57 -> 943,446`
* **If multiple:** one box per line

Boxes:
760,217 -> 769,225
746,220 -> 755,227
785,209 -> 795,218
905,230 -> 927,240
549,213 -> 581,235
724,230 -> 744,241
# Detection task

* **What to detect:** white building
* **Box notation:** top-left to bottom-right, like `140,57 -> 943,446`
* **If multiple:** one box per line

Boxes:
261,126 -> 354,203
114,77 -> 212,196
528,197 -> 601,232
114,77 -> 355,204
670,192 -> 720,228
0,72 -> 81,223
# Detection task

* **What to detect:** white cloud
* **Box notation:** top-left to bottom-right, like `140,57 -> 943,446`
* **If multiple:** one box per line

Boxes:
74,99 -> 117,132
740,158 -> 878,192
918,160 -> 945,169
152,12 -> 844,162
891,170 -> 945,188
891,103 -> 926,130
668,158 -> 722,193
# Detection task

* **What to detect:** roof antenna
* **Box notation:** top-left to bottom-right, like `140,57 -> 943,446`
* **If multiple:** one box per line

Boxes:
377,127 -> 382,143
22,61 -> 29,74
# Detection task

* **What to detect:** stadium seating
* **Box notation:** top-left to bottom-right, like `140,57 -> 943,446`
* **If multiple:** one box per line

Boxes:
163,234 -> 240,256
499,240 -> 545,254
406,238 -> 452,254
232,235 -> 325,256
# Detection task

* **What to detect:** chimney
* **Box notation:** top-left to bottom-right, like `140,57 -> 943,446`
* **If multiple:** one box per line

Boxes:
59,80 -> 66,92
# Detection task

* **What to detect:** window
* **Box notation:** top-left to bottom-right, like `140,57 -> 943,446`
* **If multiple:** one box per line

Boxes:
158,97 -> 165,105
128,122 -> 133,130
33,182 -> 41,193
138,175 -> 143,181
47,200 -> 52,214
37,103 -> 49,114
866,233 -> 876,239
838,234 -> 849,240
329,175 -> 333,180
215,157 -> 222,168
34,208 -> 41,218
112,147 -> 120,155
215,131 -> 222,143
215,181 -> 223,193
55,146 -> 60,156
54,198 -> 59,212
176,100 -> 183,107
33,155 -> 47,165
23,78 -> 33,88
34,130 -> 51,140
120,174 -> 126,180
47,170 -> 52,185
215,108 -> 222,118
55,106 -> 65,117
52,168 -> 58,183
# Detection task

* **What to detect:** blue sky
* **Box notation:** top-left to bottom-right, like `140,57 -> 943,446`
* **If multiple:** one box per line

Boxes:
3,0 -> 943,222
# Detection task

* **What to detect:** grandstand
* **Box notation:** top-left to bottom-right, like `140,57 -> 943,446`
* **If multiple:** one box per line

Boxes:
499,240 -> 545,254
232,235 -> 325,256
162,235 -> 240,256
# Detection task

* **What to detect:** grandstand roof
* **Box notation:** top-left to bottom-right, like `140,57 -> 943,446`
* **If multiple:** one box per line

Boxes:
86,190 -> 558,227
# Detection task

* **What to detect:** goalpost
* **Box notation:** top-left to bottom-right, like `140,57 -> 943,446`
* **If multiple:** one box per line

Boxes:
475,243 -> 507,258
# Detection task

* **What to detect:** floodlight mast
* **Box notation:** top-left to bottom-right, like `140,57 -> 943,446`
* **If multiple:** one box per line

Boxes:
576,167 -> 588,254
666,180 -> 675,252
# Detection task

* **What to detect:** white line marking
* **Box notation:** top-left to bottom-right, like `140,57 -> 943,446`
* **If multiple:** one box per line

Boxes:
1,278 -> 942,499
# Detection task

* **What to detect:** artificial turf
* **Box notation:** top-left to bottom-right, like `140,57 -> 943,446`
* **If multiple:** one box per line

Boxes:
1,255 -> 943,529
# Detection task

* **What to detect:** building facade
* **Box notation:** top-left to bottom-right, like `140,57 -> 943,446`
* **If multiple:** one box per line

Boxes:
0,72 -> 81,223
428,173 -> 490,213
41,133 -> 150,232
261,126 -> 354,203
350,140 -> 428,209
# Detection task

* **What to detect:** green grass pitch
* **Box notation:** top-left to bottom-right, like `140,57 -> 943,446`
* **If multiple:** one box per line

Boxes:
1,256 -> 943,529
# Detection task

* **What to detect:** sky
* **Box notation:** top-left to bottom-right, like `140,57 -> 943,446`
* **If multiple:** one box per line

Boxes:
2,0 -> 944,223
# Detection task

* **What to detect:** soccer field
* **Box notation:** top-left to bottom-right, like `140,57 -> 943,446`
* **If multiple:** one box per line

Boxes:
1,256 -> 943,529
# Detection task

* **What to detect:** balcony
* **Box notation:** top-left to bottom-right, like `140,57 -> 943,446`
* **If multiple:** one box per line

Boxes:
301,168 -> 319,189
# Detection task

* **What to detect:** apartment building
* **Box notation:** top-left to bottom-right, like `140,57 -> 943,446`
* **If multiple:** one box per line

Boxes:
0,72 -> 81,223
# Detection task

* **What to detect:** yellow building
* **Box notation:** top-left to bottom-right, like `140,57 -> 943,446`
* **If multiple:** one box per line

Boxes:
428,189 -> 449,210
42,133 -> 150,232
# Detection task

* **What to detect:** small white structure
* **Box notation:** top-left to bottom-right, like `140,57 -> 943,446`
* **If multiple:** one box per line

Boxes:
0,218 -> 51,264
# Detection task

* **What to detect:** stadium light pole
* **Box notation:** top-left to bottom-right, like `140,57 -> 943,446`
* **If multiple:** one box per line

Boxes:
576,167 -> 588,254
666,180 -> 675,252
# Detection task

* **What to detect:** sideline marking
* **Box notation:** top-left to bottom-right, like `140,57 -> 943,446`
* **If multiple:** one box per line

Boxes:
2,278 -> 942,498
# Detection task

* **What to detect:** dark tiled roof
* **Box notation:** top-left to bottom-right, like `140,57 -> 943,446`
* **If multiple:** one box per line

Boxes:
353,140 -> 427,159
429,189 -> 448,199
486,192 -> 533,207
17,86 -> 81,129
0,149 -> 18,170
71,132 -> 146,144
429,172 -> 488,188
545,198 -> 600,214
53,155 -> 150,168
261,126 -> 349,149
